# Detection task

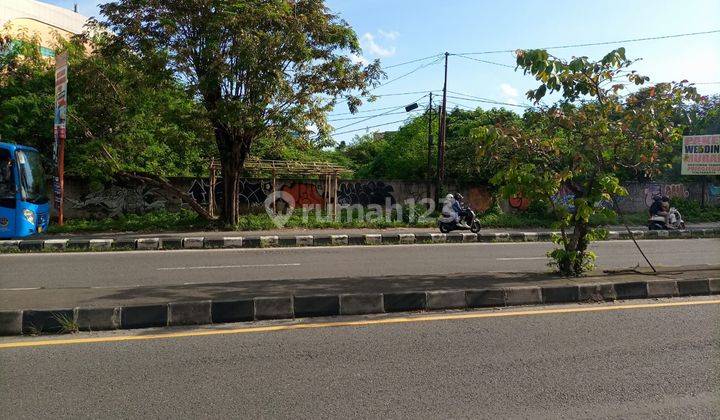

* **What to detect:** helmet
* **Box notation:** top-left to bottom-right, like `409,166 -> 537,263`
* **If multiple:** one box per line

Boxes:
445,194 -> 454,201
454,193 -> 464,201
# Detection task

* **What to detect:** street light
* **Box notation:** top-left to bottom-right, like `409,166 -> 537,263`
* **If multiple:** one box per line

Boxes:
405,102 -> 419,112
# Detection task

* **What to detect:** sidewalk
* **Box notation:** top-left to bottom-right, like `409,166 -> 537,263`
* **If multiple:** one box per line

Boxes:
1,265 -> 718,335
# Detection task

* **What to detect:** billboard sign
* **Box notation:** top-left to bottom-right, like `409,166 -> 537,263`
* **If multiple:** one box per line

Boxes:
681,134 -> 720,175
53,51 -> 68,220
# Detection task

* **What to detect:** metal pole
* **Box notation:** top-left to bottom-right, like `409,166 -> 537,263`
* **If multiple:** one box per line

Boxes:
426,92 -> 433,200
57,132 -> 65,225
436,52 -> 449,205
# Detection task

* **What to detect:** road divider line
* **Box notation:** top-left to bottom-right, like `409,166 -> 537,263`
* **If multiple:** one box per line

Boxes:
157,263 -> 302,271
496,257 -> 547,261
2,299 -> 718,350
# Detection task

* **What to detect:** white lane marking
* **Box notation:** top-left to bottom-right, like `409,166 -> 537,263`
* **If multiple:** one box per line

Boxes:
496,257 -> 547,261
0,287 -> 42,291
156,263 -> 302,271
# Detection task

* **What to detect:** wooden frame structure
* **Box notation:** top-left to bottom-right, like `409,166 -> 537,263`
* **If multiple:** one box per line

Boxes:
208,159 -> 352,217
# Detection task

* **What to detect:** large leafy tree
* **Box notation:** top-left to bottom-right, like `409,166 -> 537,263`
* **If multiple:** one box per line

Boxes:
0,32 -> 215,217
0,34 -> 54,151
101,0 -> 381,224
478,48 -> 701,275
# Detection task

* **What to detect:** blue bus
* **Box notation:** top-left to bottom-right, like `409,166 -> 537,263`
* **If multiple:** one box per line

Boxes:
0,142 -> 50,238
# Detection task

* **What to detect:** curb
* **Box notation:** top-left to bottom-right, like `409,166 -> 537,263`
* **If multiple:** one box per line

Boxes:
2,277 -> 718,336
2,227 -> 718,254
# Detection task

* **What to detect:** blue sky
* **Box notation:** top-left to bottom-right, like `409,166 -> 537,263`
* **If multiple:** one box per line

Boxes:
48,0 -> 720,143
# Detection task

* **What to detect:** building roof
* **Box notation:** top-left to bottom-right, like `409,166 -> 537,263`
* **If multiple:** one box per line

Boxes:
0,0 -> 88,35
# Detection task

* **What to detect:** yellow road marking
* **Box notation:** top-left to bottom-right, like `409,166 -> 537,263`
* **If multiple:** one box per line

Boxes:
1,299 -> 719,350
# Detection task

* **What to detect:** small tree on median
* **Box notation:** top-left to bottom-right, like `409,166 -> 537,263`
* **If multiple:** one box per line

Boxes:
101,0 -> 382,225
476,48 -> 701,276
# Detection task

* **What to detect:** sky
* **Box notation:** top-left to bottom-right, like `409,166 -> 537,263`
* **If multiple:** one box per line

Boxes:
46,0 -> 720,143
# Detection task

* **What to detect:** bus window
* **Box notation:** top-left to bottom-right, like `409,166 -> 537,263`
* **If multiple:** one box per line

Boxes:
0,149 -> 16,208
15,150 -> 48,205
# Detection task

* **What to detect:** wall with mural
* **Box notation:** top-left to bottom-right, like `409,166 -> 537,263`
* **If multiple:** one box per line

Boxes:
61,176 -> 719,219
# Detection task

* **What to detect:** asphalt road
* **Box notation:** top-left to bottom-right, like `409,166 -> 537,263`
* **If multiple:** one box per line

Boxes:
1,297 -> 718,418
1,239 -> 719,289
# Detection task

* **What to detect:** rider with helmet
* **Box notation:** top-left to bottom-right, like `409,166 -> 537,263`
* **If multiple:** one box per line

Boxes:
443,193 -> 469,228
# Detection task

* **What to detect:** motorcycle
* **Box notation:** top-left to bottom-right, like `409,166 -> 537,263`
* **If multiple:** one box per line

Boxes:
438,206 -> 481,233
648,207 -> 686,230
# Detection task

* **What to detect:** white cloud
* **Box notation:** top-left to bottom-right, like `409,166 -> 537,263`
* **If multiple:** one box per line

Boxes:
349,53 -> 370,66
360,32 -> 397,58
499,83 -> 519,98
378,29 -> 399,40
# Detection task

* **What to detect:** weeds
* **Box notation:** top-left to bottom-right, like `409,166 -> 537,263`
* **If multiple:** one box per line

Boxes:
53,312 -> 79,334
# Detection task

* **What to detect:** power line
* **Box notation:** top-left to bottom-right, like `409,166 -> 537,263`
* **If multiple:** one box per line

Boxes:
447,91 -> 534,109
328,105 -> 427,122
330,94 -> 428,131
452,54 -> 515,68
329,90 -> 441,116
371,56 -> 444,91
373,90 -> 442,97
382,53 -> 444,69
454,28 -> 720,55
332,115 -> 423,136
331,104 -> 411,116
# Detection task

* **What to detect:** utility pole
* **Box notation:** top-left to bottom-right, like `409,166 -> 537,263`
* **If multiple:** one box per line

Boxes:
426,92 -> 433,199
436,52 -> 449,205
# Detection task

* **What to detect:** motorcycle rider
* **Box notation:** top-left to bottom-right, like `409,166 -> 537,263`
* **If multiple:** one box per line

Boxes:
453,193 -> 470,228
649,195 -> 670,227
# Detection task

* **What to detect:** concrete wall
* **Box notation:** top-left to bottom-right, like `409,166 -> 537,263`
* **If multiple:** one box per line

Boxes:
60,176 -> 720,219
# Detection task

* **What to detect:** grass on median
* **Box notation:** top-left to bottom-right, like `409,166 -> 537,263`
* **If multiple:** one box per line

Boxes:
47,200 -> 720,234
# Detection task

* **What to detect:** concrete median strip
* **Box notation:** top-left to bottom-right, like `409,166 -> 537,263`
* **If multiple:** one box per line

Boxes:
2,276 -> 719,336
1,227 -> 718,254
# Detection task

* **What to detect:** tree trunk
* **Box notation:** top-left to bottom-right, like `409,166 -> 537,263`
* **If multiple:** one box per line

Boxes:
216,126 -> 251,226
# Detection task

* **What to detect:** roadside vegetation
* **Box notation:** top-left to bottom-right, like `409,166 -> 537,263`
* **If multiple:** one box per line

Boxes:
47,198 -> 720,234
2,0 -> 719,276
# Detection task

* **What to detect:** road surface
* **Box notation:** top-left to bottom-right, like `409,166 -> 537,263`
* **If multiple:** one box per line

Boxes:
1,297 -> 718,418
1,239 -> 719,289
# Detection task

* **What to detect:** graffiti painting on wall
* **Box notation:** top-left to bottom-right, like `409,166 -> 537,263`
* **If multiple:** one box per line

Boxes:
710,185 -> 720,198
188,179 -> 271,207
69,184 -> 167,218
508,195 -> 531,211
338,181 -> 396,206
281,183 -> 324,207
643,183 -> 689,207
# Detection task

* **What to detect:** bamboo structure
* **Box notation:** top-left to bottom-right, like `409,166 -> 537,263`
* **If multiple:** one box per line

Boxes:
208,159 -> 352,218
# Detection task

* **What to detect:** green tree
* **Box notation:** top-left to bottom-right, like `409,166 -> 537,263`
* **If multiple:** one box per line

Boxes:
0,32 -> 215,217
478,48 -> 700,275
445,107 -> 521,184
0,33 -> 54,151
101,0 -> 381,224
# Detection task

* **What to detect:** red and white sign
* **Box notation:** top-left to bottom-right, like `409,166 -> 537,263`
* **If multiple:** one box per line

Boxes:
682,135 -> 720,175
54,51 -> 68,222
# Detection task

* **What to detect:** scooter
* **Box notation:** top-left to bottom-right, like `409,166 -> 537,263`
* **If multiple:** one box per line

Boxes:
438,206 -> 481,233
648,207 -> 686,230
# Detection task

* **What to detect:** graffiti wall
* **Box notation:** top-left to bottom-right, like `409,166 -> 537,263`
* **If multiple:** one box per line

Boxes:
61,177 -> 719,219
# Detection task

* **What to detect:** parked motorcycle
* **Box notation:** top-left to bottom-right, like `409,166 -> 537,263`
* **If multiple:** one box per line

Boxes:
648,207 -> 686,230
438,206 -> 481,233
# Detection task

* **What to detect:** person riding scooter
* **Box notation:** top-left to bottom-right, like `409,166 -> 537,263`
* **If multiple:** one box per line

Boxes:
438,193 -> 481,233
648,195 -> 685,230
452,193 -> 470,228
649,195 -> 670,221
